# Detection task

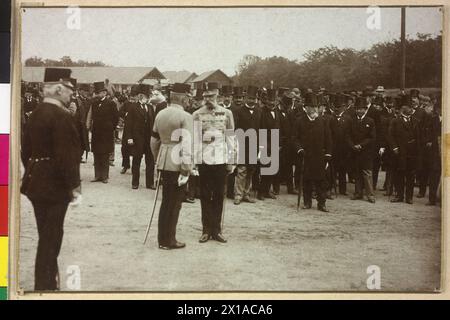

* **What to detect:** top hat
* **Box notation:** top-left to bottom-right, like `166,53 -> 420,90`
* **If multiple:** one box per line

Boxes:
221,85 -> 233,96
172,83 -> 191,95
303,92 -> 317,107
266,89 -> 277,102
409,89 -> 420,98
334,94 -> 348,107
195,88 -> 204,100
138,84 -> 153,96
93,81 -> 107,93
44,68 -> 75,89
355,96 -> 368,109
233,86 -> 244,97
246,86 -> 258,99
78,83 -> 91,92
130,84 -> 140,96
398,94 -> 412,107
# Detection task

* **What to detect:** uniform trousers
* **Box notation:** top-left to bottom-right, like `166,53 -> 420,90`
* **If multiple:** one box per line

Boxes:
198,164 -> 227,236
158,171 -> 186,246
31,201 -> 68,290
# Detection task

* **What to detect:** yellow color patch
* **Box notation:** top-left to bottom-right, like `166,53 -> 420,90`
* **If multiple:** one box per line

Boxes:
0,237 -> 7,287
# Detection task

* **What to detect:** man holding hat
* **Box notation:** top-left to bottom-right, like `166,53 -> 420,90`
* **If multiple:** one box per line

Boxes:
294,92 -> 332,212
21,67 -> 82,290
346,96 -> 376,203
388,94 -> 421,204
88,81 -> 119,183
151,83 -> 194,250
124,83 -> 155,189
193,82 -> 236,244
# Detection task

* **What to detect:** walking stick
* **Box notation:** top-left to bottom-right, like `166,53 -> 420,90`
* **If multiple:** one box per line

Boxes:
143,170 -> 162,245
297,157 -> 304,212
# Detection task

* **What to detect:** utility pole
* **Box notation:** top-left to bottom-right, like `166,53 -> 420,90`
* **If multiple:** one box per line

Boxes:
400,7 -> 406,90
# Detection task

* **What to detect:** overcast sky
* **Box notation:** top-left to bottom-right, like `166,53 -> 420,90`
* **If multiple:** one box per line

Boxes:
21,6 -> 442,76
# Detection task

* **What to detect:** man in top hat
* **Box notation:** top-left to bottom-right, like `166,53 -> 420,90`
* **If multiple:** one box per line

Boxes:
21,67 -> 82,290
233,85 -> 261,205
220,85 -> 235,111
388,94 -> 421,204
273,88 -> 293,195
378,96 -> 396,196
257,87 -> 281,200
346,96 -> 376,203
151,83 -> 193,250
330,93 -> 352,195
124,83 -> 155,189
119,84 -> 139,174
193,82 -> 236,244
294,92 -> 332,212
87,81 -> 119,183
233,86 -> 245,111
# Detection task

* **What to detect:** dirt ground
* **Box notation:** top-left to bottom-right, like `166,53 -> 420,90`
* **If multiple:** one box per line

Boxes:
18,145 -> 441,292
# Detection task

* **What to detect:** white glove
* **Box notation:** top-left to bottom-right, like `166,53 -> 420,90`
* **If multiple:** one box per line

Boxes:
178,174 -> 189,186
379,148 -> 385,155
191,168 -> 199,176
128,139 -> 134,145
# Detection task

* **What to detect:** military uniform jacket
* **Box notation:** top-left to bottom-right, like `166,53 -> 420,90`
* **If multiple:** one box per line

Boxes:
346,115 -> 376,170
90,97 -> 119,154
151,104 -> 193,174
123,102 -> 154,156
294,115 -> 332,181
21,100 -> 81,204
388,115 -> 421,170
192,104 -> 236,166
234,105 -> 261,164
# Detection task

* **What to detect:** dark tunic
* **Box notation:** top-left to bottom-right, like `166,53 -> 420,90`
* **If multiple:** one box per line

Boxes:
234,105 -> 262,164
90,97 -> 119,154
294,115 -> 332,180
123,102 -> 154,157
21,102 -> 81,204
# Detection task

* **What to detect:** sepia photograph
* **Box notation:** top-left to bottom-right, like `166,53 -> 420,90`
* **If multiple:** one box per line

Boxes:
16,5 -> 442,293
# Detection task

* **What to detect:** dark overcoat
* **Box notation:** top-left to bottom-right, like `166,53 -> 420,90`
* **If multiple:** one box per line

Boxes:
90,97 -> 119,154
346,116 -> 376,170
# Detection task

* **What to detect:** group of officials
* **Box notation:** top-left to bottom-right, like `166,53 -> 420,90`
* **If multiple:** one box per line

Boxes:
20,67 -> 442,290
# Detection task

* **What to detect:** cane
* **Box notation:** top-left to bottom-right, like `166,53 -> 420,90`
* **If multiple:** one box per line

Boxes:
143,170 -> 162,245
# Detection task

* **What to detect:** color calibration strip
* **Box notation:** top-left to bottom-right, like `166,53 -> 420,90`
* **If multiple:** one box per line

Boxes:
0,0 -> 11,300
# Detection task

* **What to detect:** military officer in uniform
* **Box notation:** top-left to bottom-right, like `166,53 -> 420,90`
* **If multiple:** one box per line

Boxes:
88,81 -> 119,183
151,83 -> 193,250
21,68 -> 82,290
193,82 -> 236,244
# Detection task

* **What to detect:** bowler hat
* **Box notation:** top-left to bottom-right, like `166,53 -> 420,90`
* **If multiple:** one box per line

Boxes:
138,83 -> 153,96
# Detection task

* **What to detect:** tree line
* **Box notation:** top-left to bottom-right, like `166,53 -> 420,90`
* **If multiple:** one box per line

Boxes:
24,55 -> 109,67
232,33 -> 442,91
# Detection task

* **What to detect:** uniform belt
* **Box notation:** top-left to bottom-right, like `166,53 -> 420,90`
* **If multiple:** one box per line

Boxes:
30,157 -> 51,162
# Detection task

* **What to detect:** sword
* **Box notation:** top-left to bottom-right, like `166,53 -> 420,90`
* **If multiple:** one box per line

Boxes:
143,170 -> 162,245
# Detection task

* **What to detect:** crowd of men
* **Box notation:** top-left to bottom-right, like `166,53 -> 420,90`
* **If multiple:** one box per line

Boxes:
20,67 -> 442,290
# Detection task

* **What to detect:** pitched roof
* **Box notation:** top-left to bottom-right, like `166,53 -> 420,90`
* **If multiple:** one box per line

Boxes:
162,70 -> 197,84
22,66 -> 165,84
192,69 -> 232,83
